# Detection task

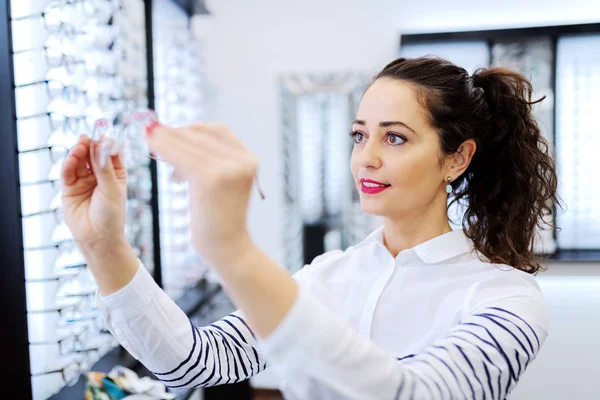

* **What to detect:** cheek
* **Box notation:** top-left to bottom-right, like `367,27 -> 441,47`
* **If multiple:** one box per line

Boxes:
388,148 -> 440,189
349,150 -> 359,178
388,150 -> 421,179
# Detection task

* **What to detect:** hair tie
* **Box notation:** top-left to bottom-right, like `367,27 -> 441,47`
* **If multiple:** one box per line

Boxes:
471,74 -> 484,94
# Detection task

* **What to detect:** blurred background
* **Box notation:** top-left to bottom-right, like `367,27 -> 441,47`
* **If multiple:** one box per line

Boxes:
1,0 -> 599,399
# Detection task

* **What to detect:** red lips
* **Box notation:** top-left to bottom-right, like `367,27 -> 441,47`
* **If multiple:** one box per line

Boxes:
360,179 -> 389,185
360,179 -> 391,194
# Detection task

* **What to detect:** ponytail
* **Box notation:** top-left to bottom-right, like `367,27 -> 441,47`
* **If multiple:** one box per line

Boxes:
465,68 -> 559,273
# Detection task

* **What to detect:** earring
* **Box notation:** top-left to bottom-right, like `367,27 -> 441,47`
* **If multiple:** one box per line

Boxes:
445,177 -> 453,194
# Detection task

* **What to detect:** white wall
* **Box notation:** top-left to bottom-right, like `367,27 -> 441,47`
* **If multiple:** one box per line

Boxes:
193,1 -> 600,398
523,263 -> 600,399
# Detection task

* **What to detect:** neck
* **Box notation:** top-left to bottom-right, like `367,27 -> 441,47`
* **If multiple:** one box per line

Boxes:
382,202 -> 452,258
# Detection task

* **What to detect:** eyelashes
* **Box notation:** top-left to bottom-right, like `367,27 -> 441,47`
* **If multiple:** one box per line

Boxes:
386,133 -> 406,145
349,130 -> 363,143
349,131 -> 407,145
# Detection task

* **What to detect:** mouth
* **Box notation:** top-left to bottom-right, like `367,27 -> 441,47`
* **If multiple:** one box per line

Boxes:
360,179 -> 391,195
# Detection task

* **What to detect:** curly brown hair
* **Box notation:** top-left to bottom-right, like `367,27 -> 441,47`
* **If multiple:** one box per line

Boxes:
373,57 -> 560,274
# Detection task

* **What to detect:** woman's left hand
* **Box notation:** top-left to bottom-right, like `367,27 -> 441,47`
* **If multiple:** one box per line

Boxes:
145,123 -> 258,266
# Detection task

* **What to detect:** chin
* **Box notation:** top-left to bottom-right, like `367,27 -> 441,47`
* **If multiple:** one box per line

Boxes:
359,198 -> 390,216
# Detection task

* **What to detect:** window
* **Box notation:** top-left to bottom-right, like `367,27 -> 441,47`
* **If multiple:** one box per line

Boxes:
400,24 -> 600,259
555,35 -> 600,250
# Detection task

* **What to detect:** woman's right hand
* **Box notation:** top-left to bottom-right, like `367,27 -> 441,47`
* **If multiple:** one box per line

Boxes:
61,135 -> 128,248
61,135 -> 139,295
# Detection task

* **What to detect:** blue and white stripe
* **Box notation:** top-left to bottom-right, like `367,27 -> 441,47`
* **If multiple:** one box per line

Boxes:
395,306 -> 542,400
150,313 -> 266,389
147,305 -> 541,399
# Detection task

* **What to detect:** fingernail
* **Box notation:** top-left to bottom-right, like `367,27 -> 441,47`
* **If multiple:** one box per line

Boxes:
145,121 -> 161,137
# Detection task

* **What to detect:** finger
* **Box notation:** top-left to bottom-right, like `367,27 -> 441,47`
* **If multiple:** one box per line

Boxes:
146,124 -> 260,188
148,128 -> 228,183
89,139 -> 119,193
110,153 -> 127,180
77,135 -> 94,176
184,126 -> 233,158
149,124 -> 230,160
148,128 -> 210,173
111,152 -> 125,170
99,129 -> 126,174
62,137 -> 90,185
178,125 -> 232,157
61,153 -> 78,186
189,123 -> 245,150
74,142 -> 91,179
146,125 -> 225,167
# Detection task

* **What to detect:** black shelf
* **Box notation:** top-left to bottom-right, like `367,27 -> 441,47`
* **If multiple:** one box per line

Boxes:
48,348 -> 131,400
172,0 -> 211,16
46,347 -> 198,400
544,250 -> 600,263
400,22 -> 600,45
176,277 -> 223,316
0,0 -> 32,396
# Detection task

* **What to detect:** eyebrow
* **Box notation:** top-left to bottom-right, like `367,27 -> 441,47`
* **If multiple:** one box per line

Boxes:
353,120 -> 417,134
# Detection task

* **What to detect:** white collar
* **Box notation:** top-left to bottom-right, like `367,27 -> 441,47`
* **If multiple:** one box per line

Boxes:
355,226 -> 474,264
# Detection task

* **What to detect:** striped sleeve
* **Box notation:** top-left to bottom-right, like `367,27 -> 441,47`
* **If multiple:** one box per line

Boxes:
258,285 -> 548,400
149,312 -> 266,389
96,262 -> 267,388
397,302 -> 545,399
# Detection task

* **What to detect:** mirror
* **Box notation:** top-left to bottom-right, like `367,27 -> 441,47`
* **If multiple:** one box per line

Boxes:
280,73 -> 383,272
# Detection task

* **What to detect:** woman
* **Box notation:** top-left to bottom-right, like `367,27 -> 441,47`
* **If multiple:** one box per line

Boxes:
62,57 -> 558,399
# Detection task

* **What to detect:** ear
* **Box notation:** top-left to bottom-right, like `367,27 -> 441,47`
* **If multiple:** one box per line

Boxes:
444,139 -> 476,181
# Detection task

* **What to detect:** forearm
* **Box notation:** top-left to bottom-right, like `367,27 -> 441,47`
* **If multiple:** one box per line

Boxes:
97,264 -> 265,388
79,237 -> 139,296
212,238 -> 299,340
214,243 -> 402,399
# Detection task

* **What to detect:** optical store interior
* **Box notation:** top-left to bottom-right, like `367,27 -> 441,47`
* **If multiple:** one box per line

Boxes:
1,0 -> 599,399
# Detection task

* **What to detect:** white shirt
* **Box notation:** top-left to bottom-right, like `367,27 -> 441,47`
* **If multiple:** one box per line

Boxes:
97,228 -> 548,399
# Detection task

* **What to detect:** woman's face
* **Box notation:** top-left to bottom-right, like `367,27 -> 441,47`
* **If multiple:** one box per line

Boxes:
350,78 -> 448,218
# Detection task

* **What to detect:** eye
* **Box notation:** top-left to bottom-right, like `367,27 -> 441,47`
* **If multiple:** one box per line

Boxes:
350,131 -> 366,144
386,133 -> 406,146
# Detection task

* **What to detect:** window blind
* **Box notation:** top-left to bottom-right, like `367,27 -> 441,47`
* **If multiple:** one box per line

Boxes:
555,35 -> 600,249
491,37 -> 557,254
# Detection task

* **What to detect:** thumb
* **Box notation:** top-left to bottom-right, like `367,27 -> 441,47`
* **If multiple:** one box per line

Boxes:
90,140 -> 120,193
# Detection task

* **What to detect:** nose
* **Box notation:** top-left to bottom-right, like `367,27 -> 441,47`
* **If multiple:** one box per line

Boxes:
355,140 -> 383,169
